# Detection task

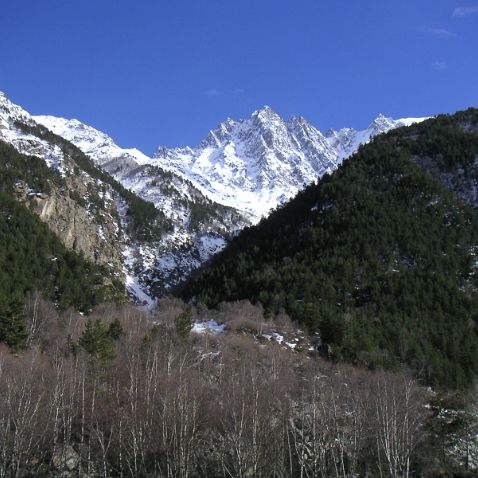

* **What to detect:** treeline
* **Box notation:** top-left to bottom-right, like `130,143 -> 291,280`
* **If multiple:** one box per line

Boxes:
11,122 -> 172,241
147,165 -> 247,233
383,108 -> 478,204
0,140 -> 63,195
2,295 -> 475,477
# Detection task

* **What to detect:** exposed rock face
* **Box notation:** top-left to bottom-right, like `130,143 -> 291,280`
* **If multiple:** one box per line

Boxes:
1,92 -> 125,276
33,103 -> 428,302
152,106 -> 339,221
152,108 -> 428,222
325,114 -> 429,162
15,178 -> 124,273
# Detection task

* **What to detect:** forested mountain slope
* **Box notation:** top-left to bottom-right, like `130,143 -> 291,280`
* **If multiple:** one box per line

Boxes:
1,92 -> 192,301
181,108 -> 478,389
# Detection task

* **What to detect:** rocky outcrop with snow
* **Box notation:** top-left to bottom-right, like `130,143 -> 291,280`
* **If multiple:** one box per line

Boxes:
154,107 -> 338,221
34,104 -> 427,227
33,109 -> 249,300
325,114 -> 428,162
153,108 -> 427,222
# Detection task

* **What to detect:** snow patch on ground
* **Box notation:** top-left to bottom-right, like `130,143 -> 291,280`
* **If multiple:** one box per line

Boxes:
191,320 -> 226,335
122,244 -> 156,309
125,272 -> 156,309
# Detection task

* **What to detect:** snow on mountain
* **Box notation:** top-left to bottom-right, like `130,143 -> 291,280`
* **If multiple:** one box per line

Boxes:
153,106 -> 339,221
34,109 -> 249,299
33,103 -> 427,226
33,114 -> 239,228
0,91 -> 129,282
0,92 -> 70,176
153,108 -> 428,222
33,115 -> 151,167
29,95 -> 427,301
326,114 -> 429,162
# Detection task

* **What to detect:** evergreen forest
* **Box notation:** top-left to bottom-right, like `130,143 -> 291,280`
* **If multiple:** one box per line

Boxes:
182,109 -> 478,389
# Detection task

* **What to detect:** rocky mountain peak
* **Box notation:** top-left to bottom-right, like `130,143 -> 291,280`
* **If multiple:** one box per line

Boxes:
250,105 -> 284,130
0,92 -> 33,126
367,113 -> 396,134
199,117 -> 237,149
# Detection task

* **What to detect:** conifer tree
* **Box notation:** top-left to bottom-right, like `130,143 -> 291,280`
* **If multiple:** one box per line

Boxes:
79,319 -> 115,364
0,297 -> 28,350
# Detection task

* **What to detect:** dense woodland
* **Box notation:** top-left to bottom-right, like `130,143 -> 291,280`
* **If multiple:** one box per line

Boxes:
182,109 -> 478,390
1,296 -> 477,478
0,190 -> 124,334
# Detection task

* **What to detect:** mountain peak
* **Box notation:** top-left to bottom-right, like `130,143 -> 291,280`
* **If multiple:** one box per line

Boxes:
257,105 -> 274,113
34,114 -> 151,166
252,105 -> 281,122
369,113 -> 394,129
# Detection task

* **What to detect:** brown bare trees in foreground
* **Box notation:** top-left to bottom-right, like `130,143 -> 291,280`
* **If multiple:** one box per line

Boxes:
0,298 -> 432,477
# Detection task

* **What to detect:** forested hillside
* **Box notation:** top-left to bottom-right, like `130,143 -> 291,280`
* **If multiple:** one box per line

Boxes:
181,109 -> 478,389
0,140 -> 125,348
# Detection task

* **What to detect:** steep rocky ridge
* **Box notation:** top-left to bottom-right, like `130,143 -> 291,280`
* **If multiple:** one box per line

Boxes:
14,177 -> 123,271
0,93 -> 124,273
152,108 -> 427,221
34,112 -> 250,299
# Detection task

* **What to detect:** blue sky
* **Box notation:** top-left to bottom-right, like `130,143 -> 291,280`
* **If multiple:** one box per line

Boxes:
1,0 -> 477,153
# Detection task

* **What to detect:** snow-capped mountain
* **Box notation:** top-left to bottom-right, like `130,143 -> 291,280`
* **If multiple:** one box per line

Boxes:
326,114 -> 428,162
33,114 -> 151,167
35,105 -> 427,226
0,92 -> 72,177
30,110 -> 252,305
0,92 -> 127,276
20,94 -> 425,303
153,108 -> 427,221
154,107 -> 338,221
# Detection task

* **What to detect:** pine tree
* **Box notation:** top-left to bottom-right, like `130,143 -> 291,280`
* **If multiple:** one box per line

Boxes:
79,319 -> 115,364
0,297 -> 28,350
108,318 -> 124,340
175,310 -> 193,340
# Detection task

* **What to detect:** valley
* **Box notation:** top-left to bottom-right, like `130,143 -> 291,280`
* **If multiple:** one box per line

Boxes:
1,91 -> 478,476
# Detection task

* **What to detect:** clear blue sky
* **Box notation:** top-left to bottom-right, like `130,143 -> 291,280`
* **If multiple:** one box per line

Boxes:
1,0 -> 477,153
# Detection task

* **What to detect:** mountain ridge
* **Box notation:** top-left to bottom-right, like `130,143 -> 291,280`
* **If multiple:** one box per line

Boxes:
34,103 -> 428,222
1,90 -> 428,305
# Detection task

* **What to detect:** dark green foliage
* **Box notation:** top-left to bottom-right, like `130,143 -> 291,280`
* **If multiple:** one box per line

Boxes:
182,108 -> 478,389
175,309 -> 193,339
0,192 -> 122,316
124,196 -> 171,241
108,318 -> 124,340
0,140 -> 63,194
0,297 -> 28,350
187,197 -> 244,232
79,319 -> 116,363
146,165 -> 246,233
